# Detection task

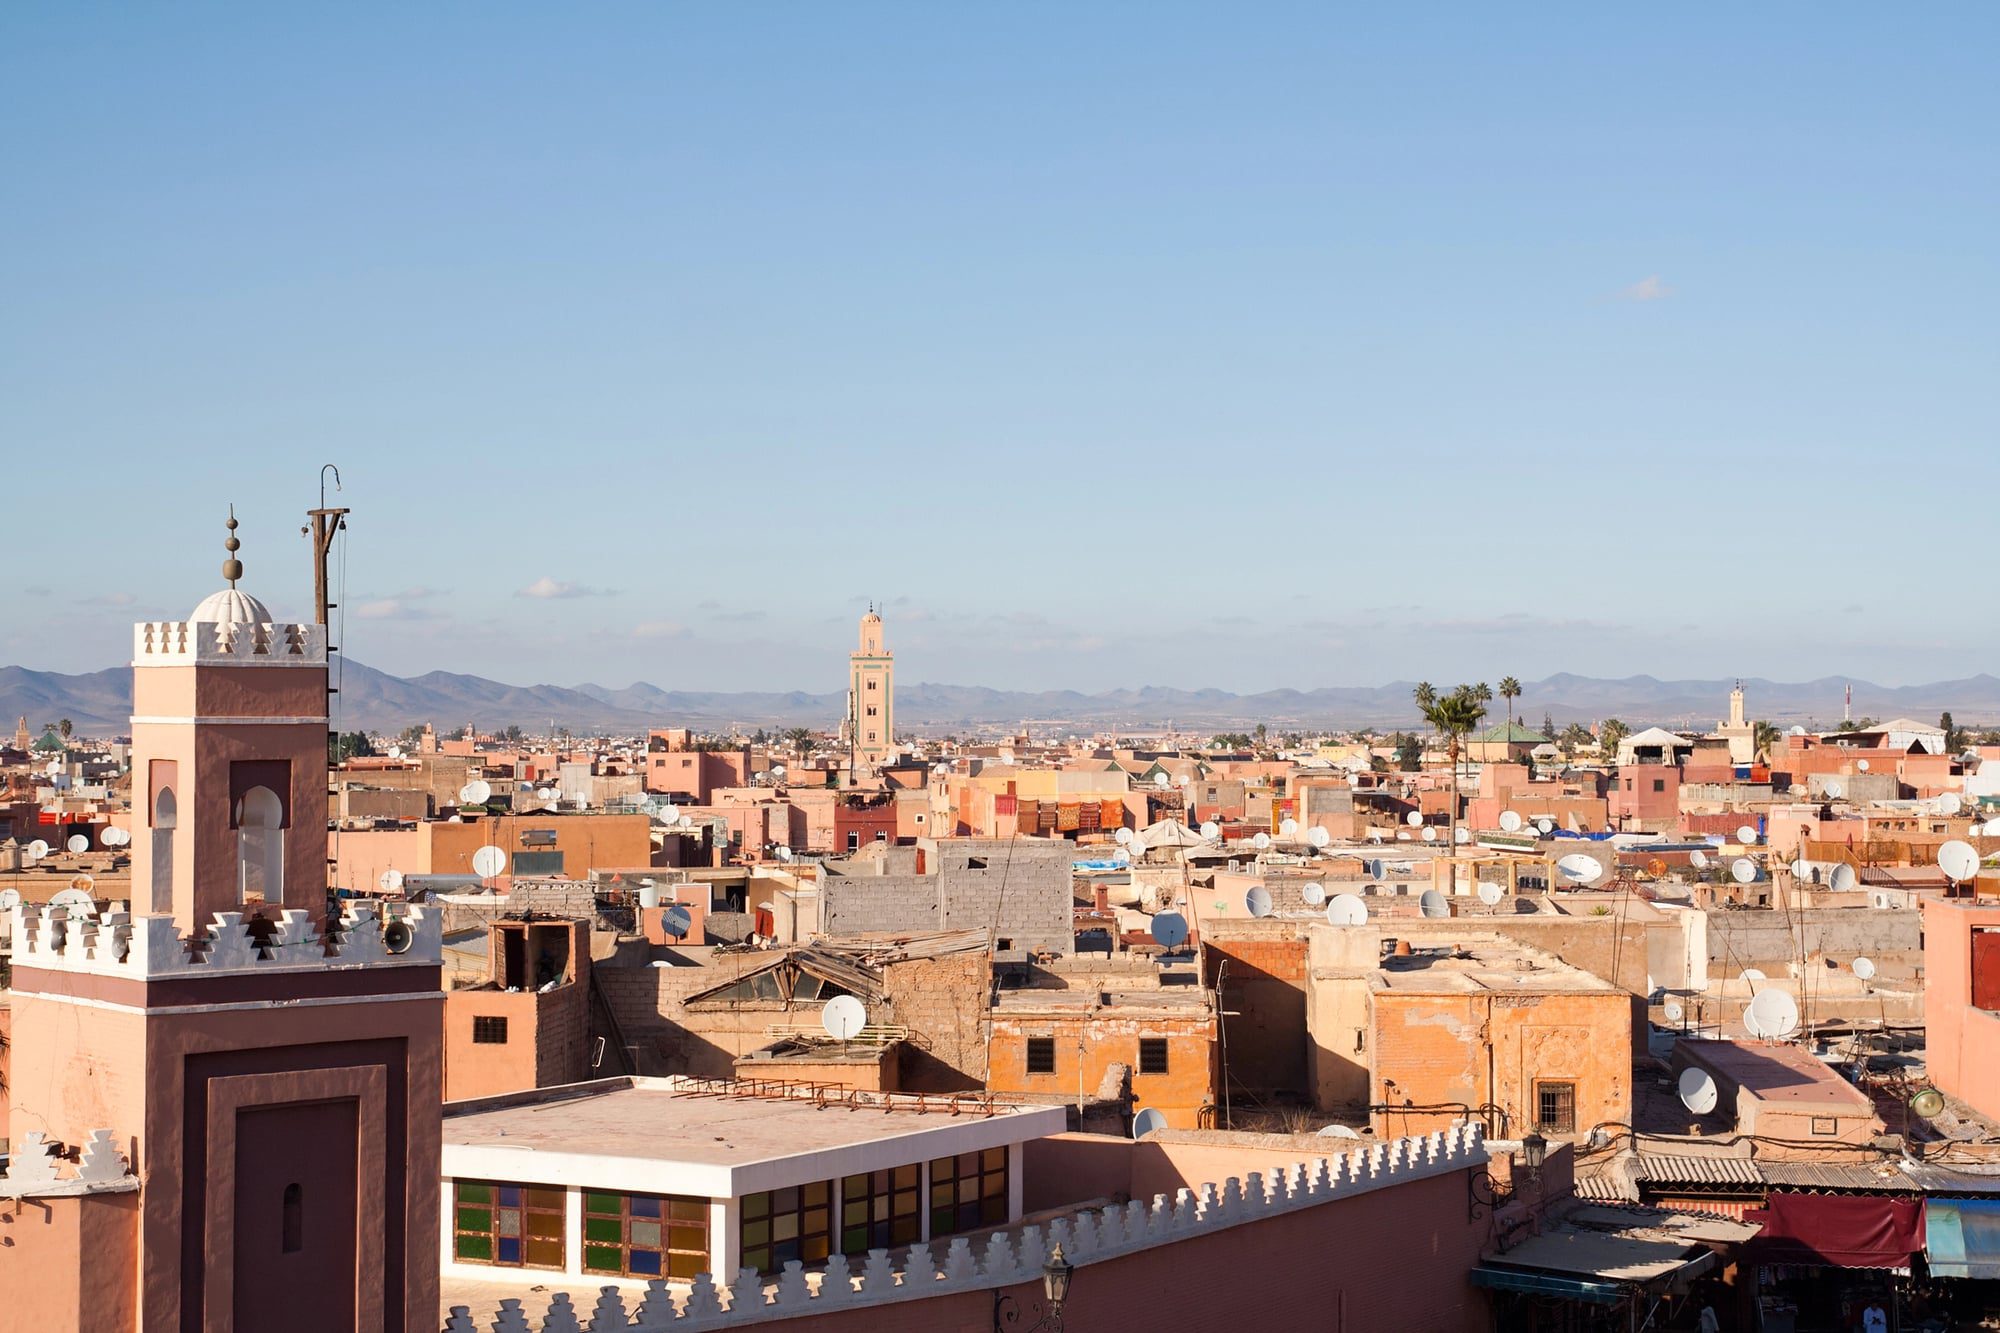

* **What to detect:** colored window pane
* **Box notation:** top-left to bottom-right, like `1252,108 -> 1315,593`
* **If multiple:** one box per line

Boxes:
584,1245 -> 621,1273
585,1217 -> 623,1243
740,1183 -> 834,1274
458,1183 -> 492,1204
453,1180 -> 564,1271
578,1189 -> 708,1279
927,1151 -> 1010,1241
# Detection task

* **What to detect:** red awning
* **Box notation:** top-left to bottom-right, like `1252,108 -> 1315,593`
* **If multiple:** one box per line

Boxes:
1746,1194 -> 1924,1270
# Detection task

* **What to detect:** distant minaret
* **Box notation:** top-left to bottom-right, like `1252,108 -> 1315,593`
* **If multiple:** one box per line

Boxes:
1844,683 -> 1852,725
846,603 -> 895,773
12,715 -> 28,753
1728,681 -> 1745,730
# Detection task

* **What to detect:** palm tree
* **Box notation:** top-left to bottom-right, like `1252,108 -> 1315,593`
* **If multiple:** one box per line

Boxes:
1414,683 -> 1489,851
782,727 -> 815,755
1413,681 -> 1437,715
1752,720 -> 1780,762
1499,677 -> 1522,733
58,717 -> 74,740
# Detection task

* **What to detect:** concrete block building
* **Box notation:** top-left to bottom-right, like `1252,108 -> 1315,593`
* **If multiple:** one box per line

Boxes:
820,837 -> 1074,954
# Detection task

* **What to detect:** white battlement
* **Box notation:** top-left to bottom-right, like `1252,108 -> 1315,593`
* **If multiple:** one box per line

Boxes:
133,619 -> 327,666
8,900 -> 442,979
0,1129 -> 139,1200
442,1122 -> 1488,1331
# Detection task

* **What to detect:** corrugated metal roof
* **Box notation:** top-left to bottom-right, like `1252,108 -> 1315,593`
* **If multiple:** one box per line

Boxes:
1758,1161 -> 1916,1191
1897,1162 -> 2000,1195
1576,1171 -> 1640,1203
1637,1154 -> 1765,1187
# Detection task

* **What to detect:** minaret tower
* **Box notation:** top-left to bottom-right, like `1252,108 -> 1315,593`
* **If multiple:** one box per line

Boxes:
3,510 -> 444,1331
845,603 -> 895,773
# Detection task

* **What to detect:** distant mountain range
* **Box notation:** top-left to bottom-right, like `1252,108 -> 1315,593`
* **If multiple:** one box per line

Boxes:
5,661 -> 1998,737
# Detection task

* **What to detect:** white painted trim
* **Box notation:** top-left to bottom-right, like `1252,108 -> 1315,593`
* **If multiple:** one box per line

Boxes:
10,987 -> 442,1018
129,715 -> 330,726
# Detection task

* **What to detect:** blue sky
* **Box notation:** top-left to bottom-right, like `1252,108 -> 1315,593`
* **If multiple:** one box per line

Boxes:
3,5 -> 1994,693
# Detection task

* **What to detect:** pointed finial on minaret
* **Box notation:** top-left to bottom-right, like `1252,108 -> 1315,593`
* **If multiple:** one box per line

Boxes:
222,506 -> 243,587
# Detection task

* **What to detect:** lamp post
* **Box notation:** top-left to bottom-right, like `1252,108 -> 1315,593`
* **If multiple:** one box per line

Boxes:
1468,1132 -> 1549,1222
994,1242 -> 1074,1332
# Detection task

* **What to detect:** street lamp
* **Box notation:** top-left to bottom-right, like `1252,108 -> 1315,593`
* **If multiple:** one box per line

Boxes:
995,1242 -> 1074,1332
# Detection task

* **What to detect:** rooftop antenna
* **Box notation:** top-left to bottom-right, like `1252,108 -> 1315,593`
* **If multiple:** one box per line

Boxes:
306,465 -> 348,628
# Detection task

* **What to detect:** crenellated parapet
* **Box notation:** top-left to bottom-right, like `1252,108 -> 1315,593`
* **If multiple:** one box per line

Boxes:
441,1122 -> 1488,1331
0,1129 -> 138,1200
8,900 -> 441,978
133,619 -> 327,666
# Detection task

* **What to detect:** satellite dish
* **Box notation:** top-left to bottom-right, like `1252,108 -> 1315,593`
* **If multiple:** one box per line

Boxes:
776,845 -> 794,863
1939,840 -> 1980,883
1741,967 -> 1767,983
1856,759 -> 1870,772
1852,956 -> 1877,980
1678,1068 -> 1720,1115
1829,863 -> 1857,892
1154,772 -> 1170,788
1535,817 -> 1555,835
1454,826 -> 1471,844
1244,886 -> 1274,918
1395,830 -> 1412,841
1279,818 -> 1299,839
1132,1108 -> 1168,1139
471,845 -> 507,879
1325,893 -> 1368,926
1745,989 -> 1800,1039
1664,999 -> 1685,1022
0,887 -> 19,913
661,903 -> 693,938
1908,1087 -> 1947,1121
1252,832 -> 1272,851
64,834 -> 88,854
461,779 -> 492,805
1477,882 -> 1504,906
1418,889 -> 1449,918
1150,912 -> 1190,949
1111,847 -> 1132,867
1308,826 -> 1331,849
379,869 -> 405,893
1938,792 -> 1964,816
50,887 -> 95,913
1730,858 -> 1758,885
1316,1124 -> 1361,1139
1790,858 -> 1810,880
1689,849 -> 1709,871
1824,779 -> 1845,799
659,803 -> 679,822
1200,821 -> 1221,840
1790,724 -> 1807,736
1736,825 -> 1758,844
1420,827 -> 1438,843
1405,811 -> 1424,828
1499,810 -> 1523,833
821,995 -> 867,1040
68,873 -> 94,894
1367,828 -> 1385,843
1301,883 -> 1326,906
770,765 -> 786,779
1556,854 -> 1603,885
677,816 -> 693,830
1366,859 -> 1384,881
102,826 -> 128,848
1115,827 -> 1134,846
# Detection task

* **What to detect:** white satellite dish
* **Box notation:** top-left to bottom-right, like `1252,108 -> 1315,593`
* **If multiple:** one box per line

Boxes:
821,995 -> 867,1040
379,869 -> 405,893
1689,849 -> 1709,870
1536,817 -> 1555,835
0,888 -> 18,912
1245,886 -> 1274,918
1745,989 -> 1800,1039
1418,889 -> 1449,918
776,845 -> 794,863
50,887 -> 95,913
1789,724 -> 1807,736
1308,826 -> 1331,849
1279,818 -> 1300,839
460,779 -> 493,805
1154,773 -> 1170,788
1395,830 -> 1412,841
1824,778 -> 1845,799
1477,882 -> 1503,906
1406,811 -> 1424,828
1829,863 -> 1857,892
1252,832 -> 1272,851
770,765 -> 786,779
1151,912 -> 1190,949
1664,999 -> 1685,1022
1853,955 -> 1877,981
1790,858 -> 1810,880
1938,791 -> 1963,816
1499,810 -> 1523,833
1856,758 -> 1871,772
1453,826 -> 1470,844
1115,827 -> 1134,846
100,826 -> 126,847
1939,840 -> 1980,883
1200,821 -> 1222,840
1741,967 -> 1767,983
1367,828 -> 1385,843
64,834 -> 88,854
1678,1068 -> 1720,1115
1132,1108 -> 1168,1139
1316,1124 -> 1361,1139
1556,854 -> 1603,885
1420,826 -> 1438,843
471,845 -> 507,879
659,803 -> 679,822
45,759 -> 61,775
1736,824 -> 1758,844
1111,847 -> 1132,867
676,816 -> 693,830
1730,858 -> 1758,885
1301,883 -> 1326,906
1325,893 -> 1368,926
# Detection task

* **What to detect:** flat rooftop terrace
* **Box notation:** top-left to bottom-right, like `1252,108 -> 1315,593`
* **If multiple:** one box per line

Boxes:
1370,937 -> 1620,995
1680,1039 -> 1876,1111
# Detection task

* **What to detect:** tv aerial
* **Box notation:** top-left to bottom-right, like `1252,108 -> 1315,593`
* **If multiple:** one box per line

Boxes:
821,995 -> 867,1041
1689,849 -> 1709,871
1937,792 -> 1964,817
1454,826 -> 1471,845
1908,1086 -> 1947,1121
1316,1124 -> 1361,1139
1824,778 -> 1845,799
661,903 -> 693,939
1251,832 -> 1272,851
1200,821 -> 1221,840
1325,893 -> 1368,926
1856,759 -> 1871,772
1741,967 -> 1767,983
1663,999 -> 1685,1022
1678,1068 -> 1720,1115
1536,817 -> 1555,835
1279,818 -> 1300,839
460,779 -> 493,806
102,826 -> 129,848
49,886 -> 96,913
1420,826 -> 1438,843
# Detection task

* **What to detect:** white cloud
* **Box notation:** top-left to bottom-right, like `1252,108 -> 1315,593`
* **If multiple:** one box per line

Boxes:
1617,275 -> 1671,302
85,591 -> 138,607
355,599 -> 443,621
516,577 -> 603,600
633,621 -> 691,639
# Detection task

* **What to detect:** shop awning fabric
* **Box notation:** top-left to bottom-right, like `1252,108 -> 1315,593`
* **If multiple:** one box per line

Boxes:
1926,1199 -> 2000,1280
1746,1194 -> 1925,1270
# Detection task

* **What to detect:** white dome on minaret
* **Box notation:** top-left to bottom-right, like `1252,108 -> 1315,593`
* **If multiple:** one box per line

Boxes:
188,507 -> 274,624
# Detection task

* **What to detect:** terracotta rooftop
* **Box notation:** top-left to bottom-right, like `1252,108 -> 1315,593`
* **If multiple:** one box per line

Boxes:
1679,1040 -> 1875,1111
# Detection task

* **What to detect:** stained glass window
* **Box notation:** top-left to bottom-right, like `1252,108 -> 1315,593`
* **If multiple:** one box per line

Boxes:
839,1165 -> 921,1255
739,1181 -> 831,1274
582,1190 -> 710,1280
452,1180 -> 565,1269
928,1149 -> 1007,1239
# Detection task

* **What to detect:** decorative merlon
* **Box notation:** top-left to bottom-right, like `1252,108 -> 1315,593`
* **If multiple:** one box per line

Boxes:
133,619 -> 327,666
0,1130 -> 139,1200
440,1122 -> 1487,1330
8,900 -> 442,979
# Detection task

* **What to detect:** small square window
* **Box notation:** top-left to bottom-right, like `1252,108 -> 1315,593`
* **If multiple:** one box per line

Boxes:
1535,1081 -> 1576,1133
1026,1037 -> 1056,1075
1652,779 -> 1665,793
473,1016 -> 509,1045
1139,1038 -> 1169,1075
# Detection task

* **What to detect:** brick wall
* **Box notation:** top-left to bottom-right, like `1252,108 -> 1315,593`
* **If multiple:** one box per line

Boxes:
881,952 -> 990,1090
1203,933 -> 1309,1097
